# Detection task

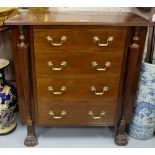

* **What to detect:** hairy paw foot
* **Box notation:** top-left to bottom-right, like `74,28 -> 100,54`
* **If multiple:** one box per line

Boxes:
114,134 -> 128,146
24,135 -> 38,146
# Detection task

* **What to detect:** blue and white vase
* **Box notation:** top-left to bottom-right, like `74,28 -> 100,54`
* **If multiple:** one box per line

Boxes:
0,59 -> 17,135
129,62 -> 155,139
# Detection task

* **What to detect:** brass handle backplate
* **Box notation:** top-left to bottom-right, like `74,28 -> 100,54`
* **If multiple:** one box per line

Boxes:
93,36 -> 114,47
47,61 -> 67,71
90,86 -> 108,96
88,110 -> 106,119
91,61 -> 111,71
49,110 -> 66,119
48,86 -> 66,95
46,35 -> 67,46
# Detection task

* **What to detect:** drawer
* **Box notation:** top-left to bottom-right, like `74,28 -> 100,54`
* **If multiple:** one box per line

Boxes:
37,101 -> 116,126
33,27 -> 127,53
36,76 -> 120,102
35,52 -> 124,77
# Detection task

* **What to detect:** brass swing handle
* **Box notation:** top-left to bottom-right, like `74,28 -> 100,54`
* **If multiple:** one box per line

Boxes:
48,86 -> 67,95
46,36 -> 67,46
93,36 -> 114,47
49,110 -> 66,119
88,110 -> 106,120
90,86 -> 108,96
91,61 -> 111,71
47,61 -> 67,71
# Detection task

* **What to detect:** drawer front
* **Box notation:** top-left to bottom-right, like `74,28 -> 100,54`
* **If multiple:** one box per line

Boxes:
33,27 -> 127,53
35,52 -> 123,77
37,101 -> 116,126
36,77 -> 120,102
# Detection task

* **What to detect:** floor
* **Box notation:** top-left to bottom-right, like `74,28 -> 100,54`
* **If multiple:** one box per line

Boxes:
0,115 -> 155,148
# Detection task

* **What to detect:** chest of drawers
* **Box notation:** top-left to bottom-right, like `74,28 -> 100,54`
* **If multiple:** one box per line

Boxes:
5,10 -> 151,146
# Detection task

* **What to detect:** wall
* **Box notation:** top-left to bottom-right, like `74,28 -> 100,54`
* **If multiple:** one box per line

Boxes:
0,30 -> 15,81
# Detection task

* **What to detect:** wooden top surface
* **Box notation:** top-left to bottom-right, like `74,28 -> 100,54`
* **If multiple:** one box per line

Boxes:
5,10 -> 152,26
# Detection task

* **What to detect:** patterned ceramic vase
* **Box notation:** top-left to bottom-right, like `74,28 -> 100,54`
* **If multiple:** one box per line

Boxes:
0,59 -> 17,135
129,62 -> 155,139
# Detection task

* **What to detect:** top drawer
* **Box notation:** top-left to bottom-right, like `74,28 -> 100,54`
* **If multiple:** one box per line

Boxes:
33,26 -> 127,53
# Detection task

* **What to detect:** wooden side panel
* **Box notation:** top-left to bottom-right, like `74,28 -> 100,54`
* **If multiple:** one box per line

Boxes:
10,26 -> 32,124
123,27 -> 147,123
114,27 -> 132,126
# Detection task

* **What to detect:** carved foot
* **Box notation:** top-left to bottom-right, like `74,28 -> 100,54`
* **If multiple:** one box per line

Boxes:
24,135 -> 38,147
114,134 -> 128,146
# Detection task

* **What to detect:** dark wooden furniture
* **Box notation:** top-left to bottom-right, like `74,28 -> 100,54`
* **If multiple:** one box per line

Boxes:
5,10 -> 152,146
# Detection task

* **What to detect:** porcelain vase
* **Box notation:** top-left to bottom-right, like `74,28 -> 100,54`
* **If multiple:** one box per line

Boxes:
0,59 -> 17,135
129,62 -> 155,139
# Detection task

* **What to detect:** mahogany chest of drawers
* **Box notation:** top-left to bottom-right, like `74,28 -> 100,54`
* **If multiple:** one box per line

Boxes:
5,10 -> 151,146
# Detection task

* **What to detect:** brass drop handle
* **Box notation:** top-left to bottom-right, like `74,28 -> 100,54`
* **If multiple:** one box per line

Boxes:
90,86 -> 108,96
93,36 -> 114,47
49,110 -> 66,119
88,110 -> 106,120
48,86 -> 66,95
47,61 -> 67,71
91,61 -> 111,71
46,36 -> 67,46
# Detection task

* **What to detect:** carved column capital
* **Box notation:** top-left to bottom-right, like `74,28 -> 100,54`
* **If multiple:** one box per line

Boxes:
130,27 -> 140,49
